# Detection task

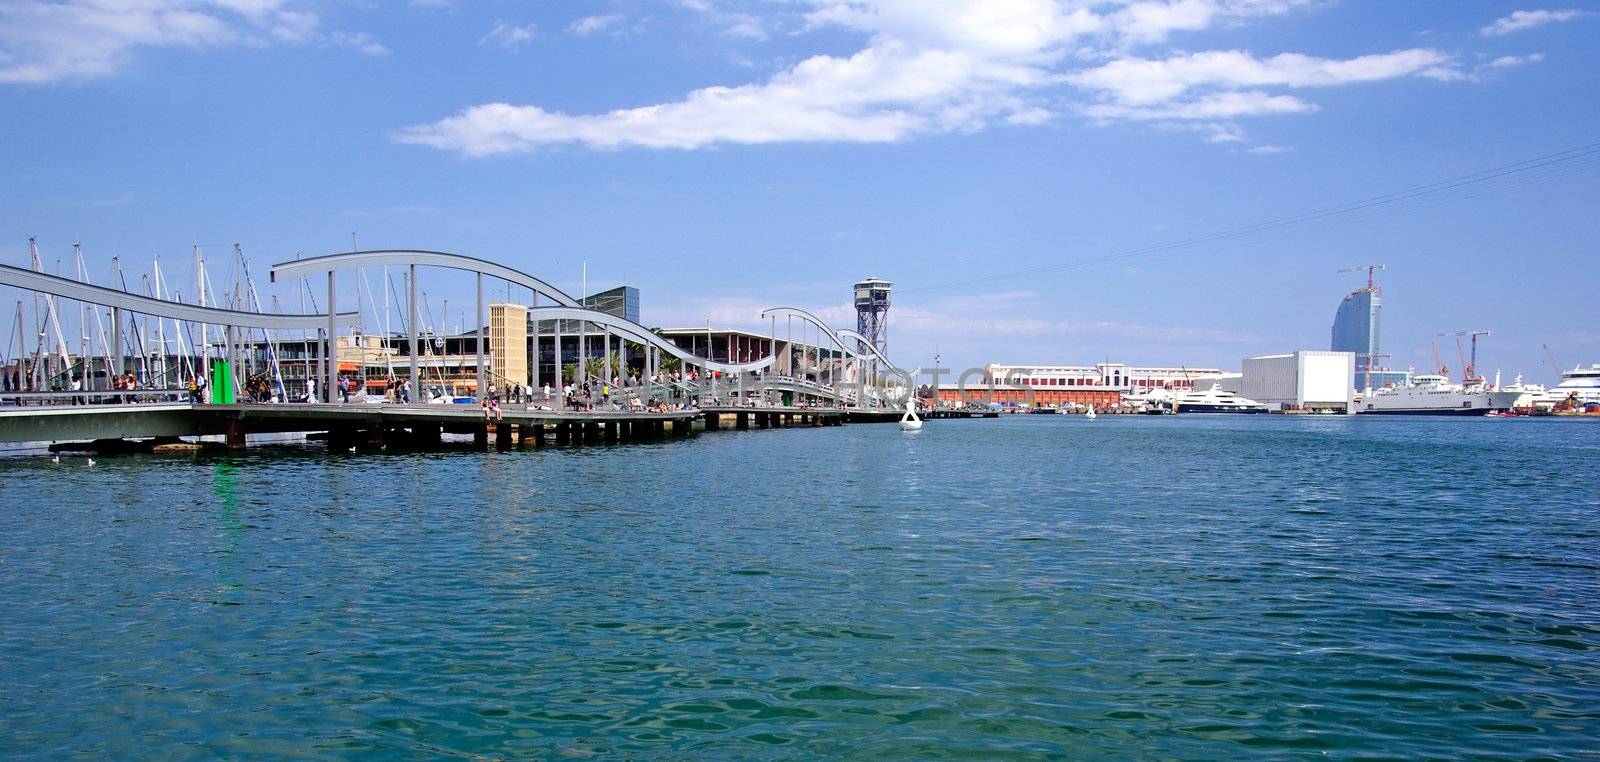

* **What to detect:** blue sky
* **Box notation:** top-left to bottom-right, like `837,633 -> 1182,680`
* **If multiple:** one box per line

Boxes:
1,0 -> 1596,382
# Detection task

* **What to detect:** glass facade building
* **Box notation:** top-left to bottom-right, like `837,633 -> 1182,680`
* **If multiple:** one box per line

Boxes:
1331,288 -> 1381,390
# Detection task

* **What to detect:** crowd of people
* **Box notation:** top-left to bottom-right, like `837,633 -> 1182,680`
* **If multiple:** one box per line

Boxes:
6,364 -> 829,412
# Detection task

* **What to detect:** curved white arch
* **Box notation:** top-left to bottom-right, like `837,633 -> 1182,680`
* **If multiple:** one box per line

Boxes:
758,306 -> 862,357
529,306 -> 774,374
835,328 -> 899,369
269,249 -> 582,308
0,263 -> 359,330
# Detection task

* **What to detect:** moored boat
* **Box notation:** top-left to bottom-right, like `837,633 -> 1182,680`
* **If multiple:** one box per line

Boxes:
1357,374 -> 1520,415
1171,384 -> 1269,414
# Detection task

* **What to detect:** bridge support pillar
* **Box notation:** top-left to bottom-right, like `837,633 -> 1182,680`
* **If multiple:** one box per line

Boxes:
604,421 -> 618,443
704,412 -> 720,431
474,425 -> 488,449
736,412 -> 748,430
554,422 -> 569,445
327,427 -> 357,452
225,418 -> 246,451
413,424 -> 442,447
495,423 -> 512,450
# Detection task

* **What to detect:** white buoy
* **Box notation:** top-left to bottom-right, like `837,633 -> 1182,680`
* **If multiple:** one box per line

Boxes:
51,454 -> 59,464
85,458 -> 95,467
899,398 -> 924,431
1085,404 -> 1097,420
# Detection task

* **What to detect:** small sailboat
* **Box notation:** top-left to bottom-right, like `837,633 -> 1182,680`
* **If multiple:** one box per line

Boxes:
1084,404 -> 1096,420
899,399 -> 924,431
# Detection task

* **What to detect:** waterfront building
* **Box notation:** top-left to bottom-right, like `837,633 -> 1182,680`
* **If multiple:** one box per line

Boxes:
583,285 -> 640,323
657,328 -> 843,379
488,303 -> 528,391
1330,269 -> 1418,391
934,363 -> 1227,408
1240,351 -> 1356,413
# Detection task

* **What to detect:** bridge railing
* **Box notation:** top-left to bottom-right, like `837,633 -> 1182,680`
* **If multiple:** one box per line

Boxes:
1,390 -> 189,407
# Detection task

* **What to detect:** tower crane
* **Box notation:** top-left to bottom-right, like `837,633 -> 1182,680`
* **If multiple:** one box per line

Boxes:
1431,332 -> 1450,377
1337,264 -> 1387,290
1454,330 -> 1491,385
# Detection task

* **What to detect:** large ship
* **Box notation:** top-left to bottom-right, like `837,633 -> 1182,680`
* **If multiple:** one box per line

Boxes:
1357,374 -> 1521,415
1541,364 -> 1600,409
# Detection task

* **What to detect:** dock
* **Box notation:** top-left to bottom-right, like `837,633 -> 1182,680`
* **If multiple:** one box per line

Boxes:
0,398 -> 992,453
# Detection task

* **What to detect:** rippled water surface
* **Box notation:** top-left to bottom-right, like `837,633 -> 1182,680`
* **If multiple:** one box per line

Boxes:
2,415 -> 1598,758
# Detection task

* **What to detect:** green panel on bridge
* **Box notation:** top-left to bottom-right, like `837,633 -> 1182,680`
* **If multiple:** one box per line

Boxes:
211,361 -> 235,404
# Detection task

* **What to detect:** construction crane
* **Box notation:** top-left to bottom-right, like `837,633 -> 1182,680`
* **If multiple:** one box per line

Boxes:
1543,343 -> 1563,376
1432,332 -> 1450,377
1338,264 -> 1387,290
1455,330 -> 1491,384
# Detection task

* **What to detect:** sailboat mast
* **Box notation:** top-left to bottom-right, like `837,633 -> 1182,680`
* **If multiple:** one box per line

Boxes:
29,237 -> 72,377
195,244 -> 207,371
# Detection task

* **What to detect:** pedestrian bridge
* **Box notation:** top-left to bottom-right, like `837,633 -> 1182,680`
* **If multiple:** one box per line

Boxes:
3,244 -> 919,450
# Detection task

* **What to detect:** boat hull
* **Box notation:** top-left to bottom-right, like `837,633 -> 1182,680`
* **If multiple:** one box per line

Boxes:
1358,407 -> 1515,416
1173,405 -> 1268,414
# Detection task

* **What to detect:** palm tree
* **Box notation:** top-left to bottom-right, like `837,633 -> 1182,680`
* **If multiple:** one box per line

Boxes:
583,352 -> 623,382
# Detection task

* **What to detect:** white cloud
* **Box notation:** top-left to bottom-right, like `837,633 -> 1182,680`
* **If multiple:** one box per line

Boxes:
395,1 -> 1472,155
1082,90 -> 1316,121
723,13 -> 766,40
1485,52 -> 1545,68
1481,9 -> 1588,36
331,30 -> 388,57
1111,0 -> 1309,44
0,0 -> 384,83
568,13 -> 624,36
480,20 -> 535,49
1244,143 -> 1290,155
1069,48 -> 1455,109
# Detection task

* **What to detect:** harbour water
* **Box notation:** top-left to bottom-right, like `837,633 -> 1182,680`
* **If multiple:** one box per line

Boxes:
2,416 -> 1597,758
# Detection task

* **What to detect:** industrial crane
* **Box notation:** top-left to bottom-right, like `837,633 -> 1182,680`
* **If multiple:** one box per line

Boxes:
1432,332 -> 1450,377
1338,264 -> 1387,291
1543,343 -> 1563,376
1454,330 -> 1491,385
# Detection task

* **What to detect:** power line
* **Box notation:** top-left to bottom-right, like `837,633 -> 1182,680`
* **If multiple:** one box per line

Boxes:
900,140 -> 1600,295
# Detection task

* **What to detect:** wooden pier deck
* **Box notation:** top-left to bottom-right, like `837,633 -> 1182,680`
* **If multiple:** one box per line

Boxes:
0,400 -> 996,453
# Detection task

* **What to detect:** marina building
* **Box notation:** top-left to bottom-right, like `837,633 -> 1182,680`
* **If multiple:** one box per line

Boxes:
934,363 -> 1228,408
1240,351 -> 1356,413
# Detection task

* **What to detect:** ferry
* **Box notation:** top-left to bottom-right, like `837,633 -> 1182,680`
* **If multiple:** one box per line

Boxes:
1357,374 -> 1521,415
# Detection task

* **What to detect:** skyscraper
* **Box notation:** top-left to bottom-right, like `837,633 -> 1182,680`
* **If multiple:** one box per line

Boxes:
1331,287 -> 1380,390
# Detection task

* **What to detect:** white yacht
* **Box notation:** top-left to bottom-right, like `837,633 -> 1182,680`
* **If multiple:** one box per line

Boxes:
1358,374 -> 1521,415
1541,364 -> 1600,409
1497,373 -> 1547,410
1169,384 -> 1268,414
